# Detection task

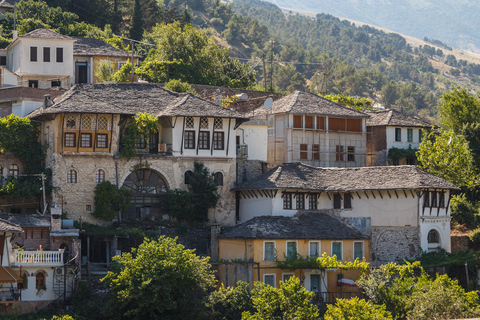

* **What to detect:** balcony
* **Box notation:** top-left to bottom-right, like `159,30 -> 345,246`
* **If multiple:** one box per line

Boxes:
236,144 -> 248,158
10,249 -> 64,267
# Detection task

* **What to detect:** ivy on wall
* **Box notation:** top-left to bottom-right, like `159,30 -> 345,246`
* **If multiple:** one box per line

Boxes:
120,113 -> 159,160
387,145 -> 418,165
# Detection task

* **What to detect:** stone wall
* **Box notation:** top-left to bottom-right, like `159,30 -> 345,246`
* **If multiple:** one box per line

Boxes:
236,159 -> 267,185
451,235 -> 470,252
366,126 -> 387,166
0,101 -> 10,117
371,226 -> 420,266
5,300 -> 52,315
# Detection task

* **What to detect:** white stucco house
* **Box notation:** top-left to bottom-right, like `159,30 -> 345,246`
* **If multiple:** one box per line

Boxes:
234,162 -> 458,266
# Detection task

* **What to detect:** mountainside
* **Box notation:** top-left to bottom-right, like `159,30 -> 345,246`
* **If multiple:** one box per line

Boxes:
262,0 -> 480,54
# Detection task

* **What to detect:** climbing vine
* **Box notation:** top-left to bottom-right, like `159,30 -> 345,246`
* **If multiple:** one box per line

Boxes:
276,252 -> 370,272
387,145 -> 418,165
120,113 -> 159,160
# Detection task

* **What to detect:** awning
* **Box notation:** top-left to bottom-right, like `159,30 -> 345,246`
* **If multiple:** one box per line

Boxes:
0,267 -> 22,283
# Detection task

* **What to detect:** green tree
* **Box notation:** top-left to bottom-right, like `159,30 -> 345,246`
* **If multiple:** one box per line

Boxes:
207,281 -> 254,320
242,277 -> 319,320
163,79 -> 197,94
450,194 -> 479,227
102,236 -> 216,320
324,297 -> 392,320
94,60 -> 115,82
438,86 -> 480,134
113,60 -> 132,82
92,181 -> 131,221
129,0 -> 144,40
188,161 -> 220,222
416,129 -> 478,188
379,81 -> 398,109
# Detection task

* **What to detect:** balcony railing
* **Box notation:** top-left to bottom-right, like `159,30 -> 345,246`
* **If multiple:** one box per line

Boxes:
10,249 -> 64,267
236,144 -> 248,158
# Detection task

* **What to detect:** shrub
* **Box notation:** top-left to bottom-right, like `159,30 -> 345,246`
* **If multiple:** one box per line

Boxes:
163,78 -> 197,94
451,194 -> 478,228
470,228 -> 480,249
324,297 -> 392,320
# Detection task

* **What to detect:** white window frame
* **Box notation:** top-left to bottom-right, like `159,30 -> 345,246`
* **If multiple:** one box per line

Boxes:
331,241 -> 343,260
309,241 -> 321,257
353,241 -> 364,260
263,273 -> 276,287
286,240 -> 298,259
282,273 -> 295,282
263,241 -> 276,261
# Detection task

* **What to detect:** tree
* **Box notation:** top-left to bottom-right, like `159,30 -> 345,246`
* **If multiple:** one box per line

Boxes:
416,129 -> 478,188
92,181 -> 131,221
129,0 -> 144,40
188,161 -> 220,222
242,277 -> 319,320
324,297 -> 392,320
379,81 -> 398,109
102,236 -> 216,320
207,281 -> 254,320
94,60 -> 115,82
438,86 -> 480,134
163,79 -> 197,94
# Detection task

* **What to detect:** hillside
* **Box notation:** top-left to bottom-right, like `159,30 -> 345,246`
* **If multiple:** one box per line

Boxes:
262,0 -> 480,54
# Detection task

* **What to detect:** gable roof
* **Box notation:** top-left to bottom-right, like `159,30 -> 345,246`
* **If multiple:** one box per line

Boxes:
0,218 -> 22,233
365,109 -> 431,127
73,37 -> 141,58
0,214 -> 50,228
0,0 -> 17,9
219,212 -> 368,240
271,91 -> 367,118
235,162 -> 459,192
19,28 -> 74,41
27,83 -> 248,119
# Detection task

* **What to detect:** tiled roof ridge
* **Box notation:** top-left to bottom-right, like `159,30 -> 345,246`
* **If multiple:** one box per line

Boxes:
0,217 -> 22,233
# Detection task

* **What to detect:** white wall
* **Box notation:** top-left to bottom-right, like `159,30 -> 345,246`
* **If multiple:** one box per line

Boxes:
12,101 -> 43,117
0,67 -> 19,87
386,126 -> 422,150
20,268 -> 56,301
239,197 -> 273,222
238,121 -> 267,161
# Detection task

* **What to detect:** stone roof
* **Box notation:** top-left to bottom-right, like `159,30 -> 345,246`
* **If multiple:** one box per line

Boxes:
270,91 -> 367,118
73,37 -> 141,58
20,28 -> 74,41
235,162 -> 459,192
0,217 -> 23,233
0,0 -> 17,9
365,109 -> 431,127
0,214 -> 50,228
27,83 -> 249,119
219,212 -> 368,240
0,86 -> 65,103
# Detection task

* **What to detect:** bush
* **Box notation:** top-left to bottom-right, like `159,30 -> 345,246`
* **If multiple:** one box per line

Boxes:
470,228 -> 480,249
451,194 -> 478,228
163,79 -> 197,94
324,297 -> 392,320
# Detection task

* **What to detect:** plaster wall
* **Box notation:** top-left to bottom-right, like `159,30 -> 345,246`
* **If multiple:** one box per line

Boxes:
237,122 -> 268,161
0,67 -> 19,87
11,101 -> 43,117
386,126 -> 422,150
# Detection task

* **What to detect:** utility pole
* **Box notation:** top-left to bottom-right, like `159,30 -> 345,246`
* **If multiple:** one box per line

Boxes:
130,40 -> 134,82
270,41 -> 275,92
263,53 -> 266,92
41,173 -> 46,214
321,63 -> 329,95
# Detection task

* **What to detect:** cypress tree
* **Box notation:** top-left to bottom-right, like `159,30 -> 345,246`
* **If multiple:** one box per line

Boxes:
129,0 -> 143,40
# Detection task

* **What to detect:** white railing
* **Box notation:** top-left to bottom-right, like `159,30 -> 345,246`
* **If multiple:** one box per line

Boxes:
10,249 -> 64,266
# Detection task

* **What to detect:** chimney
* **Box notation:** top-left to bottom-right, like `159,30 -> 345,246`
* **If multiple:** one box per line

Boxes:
44,94 -> 52,108
12,30 -> 17,41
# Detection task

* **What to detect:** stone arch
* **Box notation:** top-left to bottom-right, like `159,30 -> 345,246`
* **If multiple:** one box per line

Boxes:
121,168 -> 169,220
374,230 -> 409,265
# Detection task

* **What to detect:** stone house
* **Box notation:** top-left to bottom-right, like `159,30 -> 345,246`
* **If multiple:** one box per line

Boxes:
266,91 -> 369,168
365,109 -> 431,166
217,212 -> 369,300
232,162 -> 458,266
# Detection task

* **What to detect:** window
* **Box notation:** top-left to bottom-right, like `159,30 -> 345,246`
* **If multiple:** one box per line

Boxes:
200,117 -> 208,129
333,194 -> 341,209
135,135 -> 146,149
185,116 -> 194,128
95,169 -> 105,184
35,272 -> 45,290
43,47 -> 50,62
354,242 -> 364,260
213,132 -> 224,150
64,133 -> 76,147
80,133 -> 92,148
264,241 -> 275,261
118,62 -> 126,70
336,145 -> 344,161
395,128 -> 401,141
438,191 -> 445,208
98,116 -> 108,130
86,205 -> 92,212
332,242 -> 342,260
198,131 -> 210,149
309,241 -> 320,257
428,230 -> 440,243
81,114 -> 92,129
344,193 -> 352,209
51,80 -> 61,87
30,46 -> 37,62
293,115 -> 302,128
283,193 -> 292,209
214,172 -> 223,186
296,193 -> 305,210
9,164 -> 19,178
305,116 -> 314,129
282,273 -> 294,282
431,191 -> 437,207
184,170 -> 193,184
184,131 -> 195,149
67,170 -> 77,183
300,144 -> 308,160
286,241 -> 297,259
407,129 -> 413,142
96,134 -> 108,148
56,47 -> 63,62
317,116 -> 325,130
263,274 -> 275,287
214,118 -> 223,129
308,194 -> 317,210
28,80 -> 38,88
66,115 -> 76,129
423,191 -> 430,207
312,144 -> 320,160
0,56 -> 6,66
347,146 -> 355,161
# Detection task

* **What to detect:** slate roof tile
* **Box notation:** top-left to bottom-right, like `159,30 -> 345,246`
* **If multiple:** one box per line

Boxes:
365,109 -> 431,127
20,28 -> 74,40
73,37 -> 141,58
0,217 -> 23,233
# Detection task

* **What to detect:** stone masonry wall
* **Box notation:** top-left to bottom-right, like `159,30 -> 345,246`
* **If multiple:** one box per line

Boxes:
236,159 -> 267,185
371,226 -> 420,266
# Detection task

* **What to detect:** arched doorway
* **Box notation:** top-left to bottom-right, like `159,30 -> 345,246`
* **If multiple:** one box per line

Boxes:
121,169 -> 169,220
